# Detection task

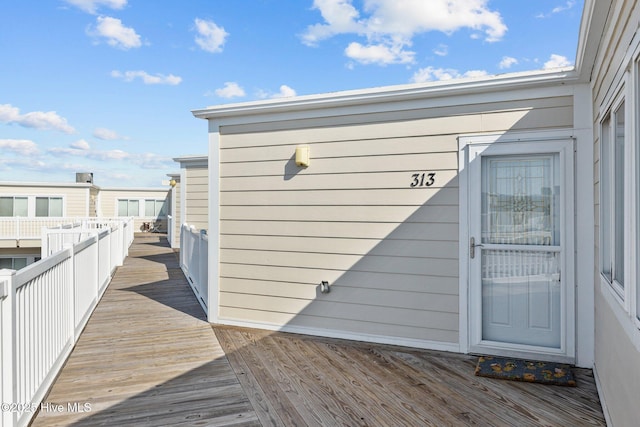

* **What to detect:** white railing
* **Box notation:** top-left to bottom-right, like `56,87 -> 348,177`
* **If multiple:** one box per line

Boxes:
41,218 -> 134,260
179,224 -> 208,313
0,218 -> 82,243
167,215 -> 174,248
0,222 -> 132,427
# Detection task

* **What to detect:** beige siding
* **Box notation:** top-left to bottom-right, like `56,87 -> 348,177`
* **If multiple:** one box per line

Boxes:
217,94 -> 573,345
0,184 -> 89,217
173,182 -> 182,246
100,188 -> 170,232
185,166 -> 208,231
590,1 -> 640,425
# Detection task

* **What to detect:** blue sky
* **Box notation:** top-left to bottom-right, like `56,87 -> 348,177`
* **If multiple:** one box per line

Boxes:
1,0 -> 584,187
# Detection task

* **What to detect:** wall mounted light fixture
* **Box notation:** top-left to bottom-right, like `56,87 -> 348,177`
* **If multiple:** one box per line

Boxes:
295,145 -> 310,167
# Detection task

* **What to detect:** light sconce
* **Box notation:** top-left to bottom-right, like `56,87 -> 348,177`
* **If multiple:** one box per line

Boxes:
295,145 -> 310,167
169,179 -> 177,187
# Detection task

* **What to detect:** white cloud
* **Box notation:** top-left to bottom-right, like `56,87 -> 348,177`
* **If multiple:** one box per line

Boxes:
63,0 -> 127,14
433,44 -> 448,56
0,104 -> 76,134
93,127 -> 127,140
89,16 -> 141,49
537,1 -> 577,18
0,139 -> 40,156
499,56 -> 518,69
411,66 -> 488,82
303,0 -> 507,65
194,18 -> 228,53
70,139 -> 91,150
271,85 -> 297,98
543,54 -> 572,69
214,82 -> 246,98
345,42 -> 414,65
111,70 -> 182,85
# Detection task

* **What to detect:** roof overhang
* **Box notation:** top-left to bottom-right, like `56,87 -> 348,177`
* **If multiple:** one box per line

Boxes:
192,67 -> 579,124
574,0 -> 613,83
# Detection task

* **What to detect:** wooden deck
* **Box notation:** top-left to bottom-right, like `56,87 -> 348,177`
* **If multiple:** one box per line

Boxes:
33,234 -> 605,426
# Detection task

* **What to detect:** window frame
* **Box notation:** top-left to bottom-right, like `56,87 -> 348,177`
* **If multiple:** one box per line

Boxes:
117,199 -> 140,217
144,199 -> 167,218
0,196 -> 28,217
599,87 -> 628,302
35,196 -> 63,217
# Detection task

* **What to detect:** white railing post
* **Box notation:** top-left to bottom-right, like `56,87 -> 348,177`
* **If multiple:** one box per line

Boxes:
1,269 -> 17,427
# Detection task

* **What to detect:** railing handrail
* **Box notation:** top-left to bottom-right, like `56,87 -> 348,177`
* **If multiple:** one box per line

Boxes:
0,218 -> 133,427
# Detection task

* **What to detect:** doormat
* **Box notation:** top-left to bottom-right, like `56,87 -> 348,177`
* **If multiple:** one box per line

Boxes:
474,356 -> 576,386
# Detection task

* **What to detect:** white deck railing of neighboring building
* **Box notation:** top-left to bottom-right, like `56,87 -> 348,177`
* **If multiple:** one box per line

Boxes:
179,224 -> 208,313
0,218 -> 133,427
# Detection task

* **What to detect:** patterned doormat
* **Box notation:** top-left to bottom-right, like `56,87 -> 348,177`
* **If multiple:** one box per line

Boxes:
474,356 -> 576,386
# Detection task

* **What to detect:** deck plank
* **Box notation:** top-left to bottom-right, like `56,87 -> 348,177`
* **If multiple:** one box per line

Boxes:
214,325 -> 607,427
31,234 -> 260,427
31,233 -> 605,426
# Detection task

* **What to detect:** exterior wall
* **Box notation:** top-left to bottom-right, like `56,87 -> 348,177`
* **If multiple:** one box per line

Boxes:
99,188 -> 171,232
0,183 -> 91,217
215,90 -> 573,348
184,166 -> 208,231
589,0 -> 640,425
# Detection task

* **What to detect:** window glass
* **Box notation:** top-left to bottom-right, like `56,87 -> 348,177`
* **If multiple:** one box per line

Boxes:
35,197 -> 48,217
613,102 -> 625,288
118,200 -> 129,216
0,258 -> 12,269
129,200 -> 139,216
13,258 -> 27,270
14,197 -> 27,216
600,116 -> 612,283
145,200 -> 156,216
0,197 -> 12,216
49,198 -> 63,217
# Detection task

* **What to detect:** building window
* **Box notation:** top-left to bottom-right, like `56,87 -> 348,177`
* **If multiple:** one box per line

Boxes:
600,96 -> 626,298
144,199 -> 167,217
35,197 -> 63,217
118,199 -> 140,217
0,197 -> 28,217
0,257 -> 28,270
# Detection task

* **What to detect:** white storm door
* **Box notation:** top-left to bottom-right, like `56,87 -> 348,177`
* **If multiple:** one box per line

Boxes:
467,140 -> 574,360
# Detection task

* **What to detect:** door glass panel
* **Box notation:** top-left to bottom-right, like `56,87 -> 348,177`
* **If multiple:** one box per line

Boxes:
481,156 -> 559,245
480,154 -> 562,349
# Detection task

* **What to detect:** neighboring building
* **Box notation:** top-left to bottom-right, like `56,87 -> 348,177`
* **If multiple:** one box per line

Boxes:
171,155 -> 208,248
0,176 -> 171,267
99,187 -> 171,232
0,179 -> 97,268
166,172 -> 181,249
189,1 -> 639,424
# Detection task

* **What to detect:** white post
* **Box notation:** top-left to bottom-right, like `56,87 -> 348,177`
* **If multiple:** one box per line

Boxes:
0,269 -> 17,427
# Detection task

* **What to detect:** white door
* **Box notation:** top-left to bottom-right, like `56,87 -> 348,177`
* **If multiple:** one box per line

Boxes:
467,139 -> 574,361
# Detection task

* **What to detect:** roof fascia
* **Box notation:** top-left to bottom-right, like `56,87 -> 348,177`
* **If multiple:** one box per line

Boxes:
173,155 -> 208,168
192,68 -> 578,124
575,0 -> 613,83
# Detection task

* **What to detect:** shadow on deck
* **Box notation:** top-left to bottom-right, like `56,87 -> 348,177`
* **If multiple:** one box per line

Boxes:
32,235 -> 605,426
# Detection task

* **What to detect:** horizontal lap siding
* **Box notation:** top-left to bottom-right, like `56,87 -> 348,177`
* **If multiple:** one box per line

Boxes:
217,96 -> 572,345
185,167 -> 208,231
1,186 -> 88,217
590,2 -> 640,427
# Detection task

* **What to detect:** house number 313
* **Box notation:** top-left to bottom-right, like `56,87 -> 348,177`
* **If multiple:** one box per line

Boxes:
410,172 -> 436,187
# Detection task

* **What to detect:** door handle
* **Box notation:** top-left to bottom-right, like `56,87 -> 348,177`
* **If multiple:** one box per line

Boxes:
470,237 -> 483,259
